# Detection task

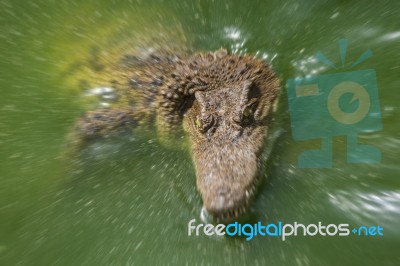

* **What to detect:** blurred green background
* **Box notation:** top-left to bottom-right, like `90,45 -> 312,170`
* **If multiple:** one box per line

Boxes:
0,0 -> 399,265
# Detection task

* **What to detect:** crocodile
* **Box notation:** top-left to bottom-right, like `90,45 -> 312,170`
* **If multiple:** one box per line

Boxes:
70,48 -> 280,222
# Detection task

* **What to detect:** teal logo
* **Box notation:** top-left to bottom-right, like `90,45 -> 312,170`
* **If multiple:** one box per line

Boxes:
286,39 -> 382,168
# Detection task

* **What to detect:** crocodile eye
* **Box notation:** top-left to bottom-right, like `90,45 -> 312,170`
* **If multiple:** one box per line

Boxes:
241,99 -> 258,125
195,115 -> 214,133
241,106 -> 252,124
243,106 -> 252,118
195,118 -> 203,129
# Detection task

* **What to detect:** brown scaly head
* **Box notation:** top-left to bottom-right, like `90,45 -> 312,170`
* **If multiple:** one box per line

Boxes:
70,45 -> 279,222
157,49 -> 280,222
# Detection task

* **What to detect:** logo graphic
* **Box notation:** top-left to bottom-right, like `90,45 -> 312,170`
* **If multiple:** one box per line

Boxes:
187,219 -> 384,241
286,39 -> 382,168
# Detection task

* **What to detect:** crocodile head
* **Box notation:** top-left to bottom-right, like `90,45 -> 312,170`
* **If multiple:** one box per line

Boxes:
183,69 -> 280,222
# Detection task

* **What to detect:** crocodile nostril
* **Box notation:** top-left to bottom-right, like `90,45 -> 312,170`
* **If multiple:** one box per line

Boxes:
217,188 -> 227,196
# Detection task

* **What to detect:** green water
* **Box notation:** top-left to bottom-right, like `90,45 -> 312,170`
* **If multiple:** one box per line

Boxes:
1,0 -> 399,265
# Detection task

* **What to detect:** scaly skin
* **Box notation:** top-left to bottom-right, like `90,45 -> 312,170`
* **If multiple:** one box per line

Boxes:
72,48 -> 280,222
